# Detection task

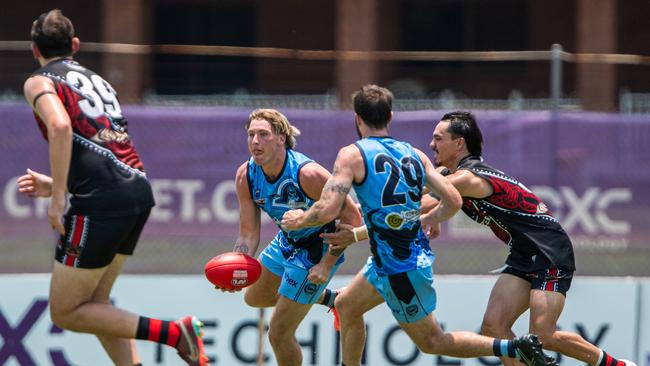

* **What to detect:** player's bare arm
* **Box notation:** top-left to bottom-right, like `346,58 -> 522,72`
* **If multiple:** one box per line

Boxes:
415,149 -> 462,226
24,75 -> 72,235
445,169 -> 493,198
281,145 -> 358,230
296,162 -> 343,283
233,162 -> 262,256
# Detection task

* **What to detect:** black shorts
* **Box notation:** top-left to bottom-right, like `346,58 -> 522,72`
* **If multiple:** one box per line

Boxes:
55,209 -> 151,269
502,266 -> 573,296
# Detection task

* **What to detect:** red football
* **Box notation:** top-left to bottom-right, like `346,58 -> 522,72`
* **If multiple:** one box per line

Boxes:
204,252 -> 262,290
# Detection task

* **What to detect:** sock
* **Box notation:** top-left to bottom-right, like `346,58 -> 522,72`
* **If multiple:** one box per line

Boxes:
136,316 -> 182,348
493,339 -> 517,358
319,288 -> 338,308
598,350 -> 626,366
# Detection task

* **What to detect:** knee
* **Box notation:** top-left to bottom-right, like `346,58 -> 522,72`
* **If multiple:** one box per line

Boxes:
480,316 -> 508,337
244,289 -> 276,308
267,325 -> 291,348
481,319 -> 503,337
334,293 -> 358,318
49,305 -> 79,331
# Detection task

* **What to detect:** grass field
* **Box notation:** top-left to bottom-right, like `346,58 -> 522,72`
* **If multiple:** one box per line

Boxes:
3,236 -> 649,277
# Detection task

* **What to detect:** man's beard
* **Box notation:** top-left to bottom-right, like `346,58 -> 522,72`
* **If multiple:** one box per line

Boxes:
355,123 -> 362,139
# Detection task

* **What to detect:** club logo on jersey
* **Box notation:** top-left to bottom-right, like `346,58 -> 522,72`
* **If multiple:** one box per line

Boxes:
406,305 -> 419,316
273,180 -> 308,209
304,283 -> 318,295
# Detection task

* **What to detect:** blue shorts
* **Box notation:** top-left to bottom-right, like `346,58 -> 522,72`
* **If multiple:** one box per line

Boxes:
363,257 -> 437,323
260,232 -> 343,305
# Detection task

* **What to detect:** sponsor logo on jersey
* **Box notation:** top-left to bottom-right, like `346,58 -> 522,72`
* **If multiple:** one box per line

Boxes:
536,202 -> 549,214
385,209 -> 420,230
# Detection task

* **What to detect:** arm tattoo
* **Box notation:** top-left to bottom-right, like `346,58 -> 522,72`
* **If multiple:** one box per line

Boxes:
324,180 -> 350,195
302,201 -> 324,226
233,243 -> 249,254
329,247 -> 345,257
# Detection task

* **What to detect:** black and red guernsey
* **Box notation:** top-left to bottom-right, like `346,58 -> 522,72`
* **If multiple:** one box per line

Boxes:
31,59 -> 155,216
456,155 -> 575,271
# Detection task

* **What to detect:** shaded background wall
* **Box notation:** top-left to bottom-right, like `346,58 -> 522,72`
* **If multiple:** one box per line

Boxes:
1,0 -> 650,110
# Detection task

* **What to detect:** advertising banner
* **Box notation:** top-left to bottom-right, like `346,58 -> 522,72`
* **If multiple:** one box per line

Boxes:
2,104 -> 649,254
0,275 -> 640,366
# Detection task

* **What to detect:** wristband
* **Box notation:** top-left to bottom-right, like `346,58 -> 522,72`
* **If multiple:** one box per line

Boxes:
352,227 -> 360,243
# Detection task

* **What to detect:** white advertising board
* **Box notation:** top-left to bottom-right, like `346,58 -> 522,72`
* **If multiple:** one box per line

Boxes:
638,279 -> 650,366
0,275 -> 640,366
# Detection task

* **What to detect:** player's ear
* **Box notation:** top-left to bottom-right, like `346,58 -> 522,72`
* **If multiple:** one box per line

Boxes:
71,37 -> 80,54
31,43 -> 41,60
456,136 -> 466,151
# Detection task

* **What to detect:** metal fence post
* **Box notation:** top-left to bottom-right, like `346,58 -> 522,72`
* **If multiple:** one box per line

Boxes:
550,43 -> 563,112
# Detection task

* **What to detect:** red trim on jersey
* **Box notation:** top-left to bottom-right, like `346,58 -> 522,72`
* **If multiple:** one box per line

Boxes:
148,318 -> 163,342
65,215 -> 85,267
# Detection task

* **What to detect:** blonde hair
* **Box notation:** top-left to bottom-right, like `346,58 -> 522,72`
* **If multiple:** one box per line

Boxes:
246,108 -> 301,149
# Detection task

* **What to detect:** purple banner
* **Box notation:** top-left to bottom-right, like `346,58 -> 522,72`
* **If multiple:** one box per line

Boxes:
1,103 -> 649,251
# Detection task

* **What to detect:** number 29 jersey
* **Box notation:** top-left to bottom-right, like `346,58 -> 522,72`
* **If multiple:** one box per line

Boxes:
30,59 -> 154,216
353,137 -> 432,276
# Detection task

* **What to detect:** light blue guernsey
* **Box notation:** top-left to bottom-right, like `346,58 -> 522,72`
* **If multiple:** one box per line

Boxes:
247,149 -> 336,252
354,137 -> 432,276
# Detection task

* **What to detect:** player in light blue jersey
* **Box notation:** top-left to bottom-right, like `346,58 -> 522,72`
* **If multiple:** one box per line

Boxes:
225,108 -> 362,366
281,85 -> 554,366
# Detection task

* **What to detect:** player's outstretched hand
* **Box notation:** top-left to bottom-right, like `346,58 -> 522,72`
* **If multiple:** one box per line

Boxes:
320,223 -> 356,250
280,209 -> 305,230
17,168 -> 52,198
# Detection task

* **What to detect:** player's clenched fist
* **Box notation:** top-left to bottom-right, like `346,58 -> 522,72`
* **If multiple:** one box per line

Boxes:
280,209 -> 305,230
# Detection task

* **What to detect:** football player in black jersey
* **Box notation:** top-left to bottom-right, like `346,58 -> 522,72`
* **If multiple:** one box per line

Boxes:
18,9 -> 206,366
424,111 -> 635,366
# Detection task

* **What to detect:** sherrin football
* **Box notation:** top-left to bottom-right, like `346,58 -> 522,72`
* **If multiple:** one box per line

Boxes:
204,252 -> 262,290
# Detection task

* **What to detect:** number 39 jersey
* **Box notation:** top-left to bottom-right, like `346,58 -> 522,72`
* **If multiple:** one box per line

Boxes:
353,137 -> 432,276
31,59 -> 154,216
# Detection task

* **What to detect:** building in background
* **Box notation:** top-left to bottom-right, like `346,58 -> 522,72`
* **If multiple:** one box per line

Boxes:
1,0 -> 649,110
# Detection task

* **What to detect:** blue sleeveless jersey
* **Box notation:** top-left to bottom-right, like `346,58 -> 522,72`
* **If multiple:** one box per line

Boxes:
354,137 -> 433,276
247,149 -> 335,248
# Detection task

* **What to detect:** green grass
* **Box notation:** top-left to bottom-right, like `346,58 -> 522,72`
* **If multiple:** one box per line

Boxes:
2,236 -> 648,277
